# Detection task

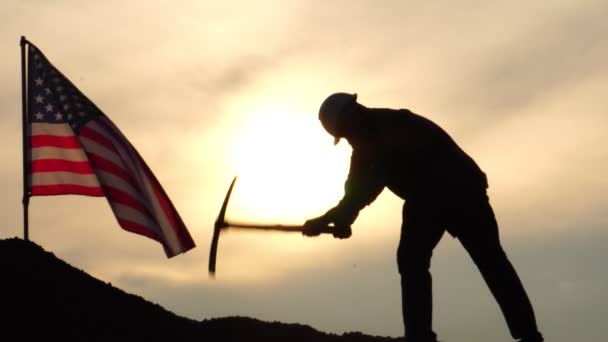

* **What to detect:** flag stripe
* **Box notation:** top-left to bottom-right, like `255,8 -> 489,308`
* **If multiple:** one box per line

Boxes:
94,170 -> 151,212
147,164 -> 186,248
137,167 -> 181,252
93,117 -> 133,153
82,121 -> 146,191
110,203 -> 161,237
117,218 -> 163,243
31,171 -> 100,187
103,186 -> 152,217
31,146 -> 90,162
79,125 -> 118,155
79,136 -> 125,167
86,153 -> 137,186
79,135 -> 151,210
30,122 -> 75,137
87,119 -> 143,181
31,159 -> 96,174
31,135 -> 81,149
31,184 -> 104,196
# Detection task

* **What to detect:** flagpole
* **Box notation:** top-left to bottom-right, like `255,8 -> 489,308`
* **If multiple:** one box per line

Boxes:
20,36 -> 30,241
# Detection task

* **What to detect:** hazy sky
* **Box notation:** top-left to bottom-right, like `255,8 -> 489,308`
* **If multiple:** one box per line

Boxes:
1,1 -> 607,341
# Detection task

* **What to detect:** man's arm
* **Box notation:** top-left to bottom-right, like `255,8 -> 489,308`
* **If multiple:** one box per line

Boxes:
305,148 -> 385,238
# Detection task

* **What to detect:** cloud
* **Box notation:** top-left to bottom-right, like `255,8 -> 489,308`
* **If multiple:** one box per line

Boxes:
471,0 -> 608,115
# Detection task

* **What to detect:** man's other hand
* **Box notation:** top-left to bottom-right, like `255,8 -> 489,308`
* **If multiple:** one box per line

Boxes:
303,215 -> 329,237
332,225 -> 352,239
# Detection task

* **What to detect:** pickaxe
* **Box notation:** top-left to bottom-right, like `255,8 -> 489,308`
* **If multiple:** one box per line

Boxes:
208,176 -> 334,276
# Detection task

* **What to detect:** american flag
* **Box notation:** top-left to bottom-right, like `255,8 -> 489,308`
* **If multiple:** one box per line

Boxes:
26,42 -> 195,258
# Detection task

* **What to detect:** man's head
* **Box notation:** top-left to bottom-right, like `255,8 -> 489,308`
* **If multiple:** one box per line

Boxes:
318,92 -> 359,145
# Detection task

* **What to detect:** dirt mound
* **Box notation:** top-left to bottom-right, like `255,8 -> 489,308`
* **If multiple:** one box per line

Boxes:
0,238 -> 398,341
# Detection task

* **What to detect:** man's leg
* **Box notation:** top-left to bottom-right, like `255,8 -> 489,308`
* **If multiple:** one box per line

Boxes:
398,201 -> 445,341
456,197 -> 543,341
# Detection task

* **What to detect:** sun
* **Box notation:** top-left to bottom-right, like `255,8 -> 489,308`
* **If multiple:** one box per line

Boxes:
227,104 -> 351,225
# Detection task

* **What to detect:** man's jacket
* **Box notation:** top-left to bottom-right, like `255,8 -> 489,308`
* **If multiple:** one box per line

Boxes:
326,108 -> 488,227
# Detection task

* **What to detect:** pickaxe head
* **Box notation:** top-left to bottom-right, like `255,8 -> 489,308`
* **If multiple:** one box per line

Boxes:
208,176 -> 237,277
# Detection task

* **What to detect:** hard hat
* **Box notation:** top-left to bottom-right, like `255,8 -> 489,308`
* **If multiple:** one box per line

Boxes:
319,93 -> 357,144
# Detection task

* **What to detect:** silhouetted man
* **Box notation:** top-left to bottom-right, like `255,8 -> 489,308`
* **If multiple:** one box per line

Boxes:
303,93 -> 543,342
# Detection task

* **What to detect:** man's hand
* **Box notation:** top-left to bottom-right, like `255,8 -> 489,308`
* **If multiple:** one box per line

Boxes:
303,215 -> 352,239
332,225 -> 352,239
303,215 -> 329,237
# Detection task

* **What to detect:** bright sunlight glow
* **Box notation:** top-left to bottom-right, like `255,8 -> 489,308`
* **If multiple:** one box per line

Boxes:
227,104 -> 351,225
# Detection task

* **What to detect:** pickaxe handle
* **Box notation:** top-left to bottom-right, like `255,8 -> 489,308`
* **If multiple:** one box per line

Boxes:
223,221 -> 334,233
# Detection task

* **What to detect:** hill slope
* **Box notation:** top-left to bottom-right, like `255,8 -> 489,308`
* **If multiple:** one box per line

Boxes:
0,238 -> 398,341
